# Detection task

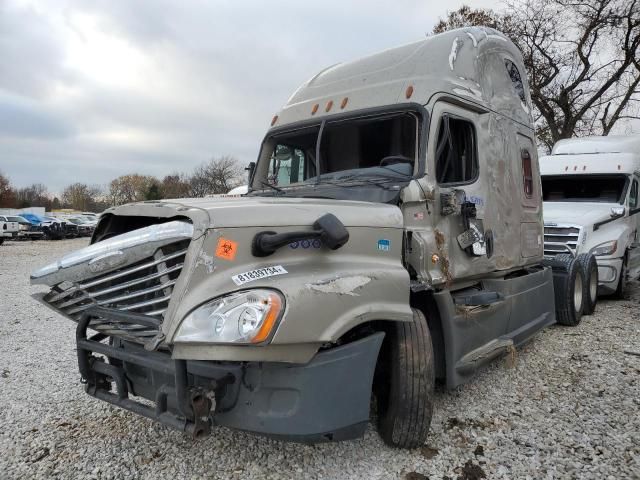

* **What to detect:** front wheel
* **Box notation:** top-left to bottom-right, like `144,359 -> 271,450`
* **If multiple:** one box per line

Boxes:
375,309 -> 434,449
576,253 -> 598,315
550,254 -> 585,326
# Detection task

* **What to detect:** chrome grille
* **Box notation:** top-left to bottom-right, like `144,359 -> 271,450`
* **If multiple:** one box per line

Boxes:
43,240 -> 189,343
543,224 -> 581,256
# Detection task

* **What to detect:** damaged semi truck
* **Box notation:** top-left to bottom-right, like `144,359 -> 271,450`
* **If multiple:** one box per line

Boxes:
30,27 -> 597,448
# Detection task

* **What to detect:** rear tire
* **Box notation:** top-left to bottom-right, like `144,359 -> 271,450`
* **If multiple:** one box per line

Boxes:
613,253 -> 628,299
375,309 -> 434,449
576,253 -> 598,315
548,254 -> 585,326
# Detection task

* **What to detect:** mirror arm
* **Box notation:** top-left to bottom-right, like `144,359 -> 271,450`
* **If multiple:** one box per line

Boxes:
252,213 -> 349,257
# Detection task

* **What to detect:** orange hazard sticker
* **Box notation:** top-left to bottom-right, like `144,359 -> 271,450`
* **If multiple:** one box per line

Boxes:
215,237 -> 238,261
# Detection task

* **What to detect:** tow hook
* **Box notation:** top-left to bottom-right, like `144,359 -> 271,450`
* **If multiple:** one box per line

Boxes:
187,388 -> 214,439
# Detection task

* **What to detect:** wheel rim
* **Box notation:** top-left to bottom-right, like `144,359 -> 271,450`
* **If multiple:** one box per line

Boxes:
574,272 -> 583,313
589,265 -> 598,303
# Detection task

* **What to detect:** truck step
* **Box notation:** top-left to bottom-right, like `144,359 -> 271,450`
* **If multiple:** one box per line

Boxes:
455,338 -> 514,375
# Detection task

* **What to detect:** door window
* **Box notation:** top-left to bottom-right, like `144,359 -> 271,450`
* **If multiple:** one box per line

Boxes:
435,116 -> 478,185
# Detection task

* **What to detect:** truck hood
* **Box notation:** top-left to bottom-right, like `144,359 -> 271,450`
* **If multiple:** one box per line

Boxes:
103,196 -> 404,232
543,202 -> 618,228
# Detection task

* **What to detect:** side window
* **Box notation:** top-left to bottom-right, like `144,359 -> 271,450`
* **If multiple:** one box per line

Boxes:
522,149 -> 533,198
629,179 -> 638,209
504,59 -> 526,104
268,145 -> 307,186
435,116 -> 478,185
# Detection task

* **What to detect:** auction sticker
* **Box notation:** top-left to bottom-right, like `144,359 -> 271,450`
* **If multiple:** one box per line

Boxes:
231,265 -> 288,286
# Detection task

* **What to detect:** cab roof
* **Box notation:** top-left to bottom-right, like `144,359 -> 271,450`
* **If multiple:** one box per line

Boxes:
540,153 -> 640,176
552,135 -> 640,155
271,27 -> 533,131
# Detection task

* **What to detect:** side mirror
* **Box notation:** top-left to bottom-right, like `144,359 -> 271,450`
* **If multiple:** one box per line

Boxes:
610,206 -> 625,218
245,161 -> 256,185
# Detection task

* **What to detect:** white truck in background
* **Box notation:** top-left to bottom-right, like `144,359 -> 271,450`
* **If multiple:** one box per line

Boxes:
0,218 -> 20,245
540,135 -> 640,297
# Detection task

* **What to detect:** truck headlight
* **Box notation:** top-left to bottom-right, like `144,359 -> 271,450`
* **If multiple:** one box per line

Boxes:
591,240 -> 617,257
173,289 -> 284,345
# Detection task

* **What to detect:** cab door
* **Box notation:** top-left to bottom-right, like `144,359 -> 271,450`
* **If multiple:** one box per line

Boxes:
427,100 -> 494,282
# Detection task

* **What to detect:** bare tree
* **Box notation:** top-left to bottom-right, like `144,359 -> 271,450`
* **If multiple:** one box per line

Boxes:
434,0 -> 640,149
189,156 -> 243,197
0,172 -> 16,208
15,183 -> 51,209
62,183 -> 102,211
108,174 -> 157,206
160,173 -> 191,199
433,5 -> 500,33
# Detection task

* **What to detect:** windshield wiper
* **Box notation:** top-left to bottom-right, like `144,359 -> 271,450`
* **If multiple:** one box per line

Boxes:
259,181 -> 284,193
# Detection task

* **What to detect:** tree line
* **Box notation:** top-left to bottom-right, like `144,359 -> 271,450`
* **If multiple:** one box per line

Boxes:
0,156 -> 245,212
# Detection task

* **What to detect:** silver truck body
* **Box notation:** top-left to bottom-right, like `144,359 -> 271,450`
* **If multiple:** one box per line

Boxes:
31,28 -> 562,444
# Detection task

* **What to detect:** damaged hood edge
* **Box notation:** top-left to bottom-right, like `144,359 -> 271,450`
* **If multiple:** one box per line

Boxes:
30,220 -> 194,286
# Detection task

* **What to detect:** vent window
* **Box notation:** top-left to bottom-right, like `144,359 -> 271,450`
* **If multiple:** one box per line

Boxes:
630,180 -> 638,209
505,59 -> 526,104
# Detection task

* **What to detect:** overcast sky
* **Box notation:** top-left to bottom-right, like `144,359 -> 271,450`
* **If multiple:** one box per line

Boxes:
0,0 -> 501,195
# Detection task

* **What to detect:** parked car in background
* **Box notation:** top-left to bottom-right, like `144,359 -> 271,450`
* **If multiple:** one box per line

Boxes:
0,218 -> 20,245
41,216 -> 70,240
65,217 -> 95,237
0,215 -> 44,239
540,135 -> 640,297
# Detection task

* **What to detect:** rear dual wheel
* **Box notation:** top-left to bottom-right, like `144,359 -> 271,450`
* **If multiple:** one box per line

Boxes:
375,309 -> 435,448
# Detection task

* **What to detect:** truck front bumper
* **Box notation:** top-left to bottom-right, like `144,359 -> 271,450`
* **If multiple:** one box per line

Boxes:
76,309 -> 384,443
595,257 -> 623,295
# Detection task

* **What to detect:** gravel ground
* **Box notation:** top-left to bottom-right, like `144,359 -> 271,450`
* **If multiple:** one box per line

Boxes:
0,238 -> 639,480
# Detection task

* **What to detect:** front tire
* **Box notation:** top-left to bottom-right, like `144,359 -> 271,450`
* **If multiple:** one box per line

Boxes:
550,254 -> 585,326
375,309 -> 434,448
576,253 -> 598,315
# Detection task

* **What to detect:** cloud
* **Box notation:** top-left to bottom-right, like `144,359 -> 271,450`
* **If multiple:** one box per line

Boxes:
0,92 -> 75,139
0,0 -> 503,195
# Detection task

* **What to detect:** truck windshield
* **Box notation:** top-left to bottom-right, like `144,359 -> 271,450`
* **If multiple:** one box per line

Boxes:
250,111 -> 419,202
541,174 -> 627,203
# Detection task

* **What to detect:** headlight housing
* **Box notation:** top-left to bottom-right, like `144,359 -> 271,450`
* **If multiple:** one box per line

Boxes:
591,240 -> 617,257
173,289 -> 284,345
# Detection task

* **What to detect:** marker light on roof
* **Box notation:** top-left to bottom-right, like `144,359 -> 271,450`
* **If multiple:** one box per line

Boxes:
271,115 -> 278,126
340,97 -> 348,109
325,100 -> 333,112
311,104 -> 319,115
406,85 -> 414,99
